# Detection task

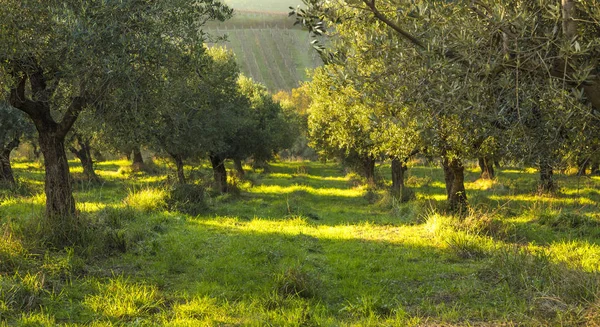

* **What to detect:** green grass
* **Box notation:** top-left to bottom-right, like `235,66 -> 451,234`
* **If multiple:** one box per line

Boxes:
0,159 -> 599,325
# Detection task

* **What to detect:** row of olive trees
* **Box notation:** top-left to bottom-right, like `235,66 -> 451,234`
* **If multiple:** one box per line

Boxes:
293,0 -> 600,210
0,0 -> 296,245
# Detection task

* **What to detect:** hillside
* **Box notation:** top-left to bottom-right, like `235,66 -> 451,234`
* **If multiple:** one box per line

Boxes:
223,0 -> 302,13
205,1 -> 322,92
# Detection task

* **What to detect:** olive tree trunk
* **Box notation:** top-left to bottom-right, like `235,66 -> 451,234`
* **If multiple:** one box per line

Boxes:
442,157 -> 467,211
170,153 -> 186,184
539,161 -> 556,192
391,157 -> 407,198
69,134 -> 99,182
233,158 -> 245,178
210,154 -> 227,193
39,131 -> 76,219
362,156 -> 376,186
0,137 -> 20,185
478,157 -> 495,179
8,59 -> 88,247
131,146 -> 145,171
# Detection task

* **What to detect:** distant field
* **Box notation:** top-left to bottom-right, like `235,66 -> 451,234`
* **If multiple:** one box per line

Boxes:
204,0 -> 320,91
223,0 -> 303,13
207,27 -> 321,92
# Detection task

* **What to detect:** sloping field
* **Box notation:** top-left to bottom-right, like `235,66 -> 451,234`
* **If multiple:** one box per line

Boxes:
207,27 -> 321,92
223,0 -> 301,13
205,1 -> 322,92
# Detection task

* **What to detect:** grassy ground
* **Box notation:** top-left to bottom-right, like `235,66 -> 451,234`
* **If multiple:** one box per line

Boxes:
1,159 -> 599,326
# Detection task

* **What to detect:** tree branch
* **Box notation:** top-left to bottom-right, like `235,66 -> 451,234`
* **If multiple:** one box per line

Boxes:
362,0 -> 426,50
58,96 -> 86,139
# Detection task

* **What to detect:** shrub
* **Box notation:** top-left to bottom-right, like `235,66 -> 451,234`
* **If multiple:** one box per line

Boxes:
445,232 -> 488,260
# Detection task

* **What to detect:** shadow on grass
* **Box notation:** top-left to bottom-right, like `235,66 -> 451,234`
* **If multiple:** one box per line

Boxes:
38,213 -> 598,326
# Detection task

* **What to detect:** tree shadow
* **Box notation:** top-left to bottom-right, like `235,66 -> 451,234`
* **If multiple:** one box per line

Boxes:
53,215 -> 599,326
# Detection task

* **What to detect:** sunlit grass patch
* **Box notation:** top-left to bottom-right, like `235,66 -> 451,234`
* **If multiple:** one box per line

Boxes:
249,184 -> 364,198
84,276 -> 163,320
124,187 -> 167,212
75,202 -> 107,213
170,296 -> 235,324
488,194 -> 597,206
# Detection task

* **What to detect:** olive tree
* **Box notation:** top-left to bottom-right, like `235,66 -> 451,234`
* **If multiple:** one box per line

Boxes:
0,0 -> 232,242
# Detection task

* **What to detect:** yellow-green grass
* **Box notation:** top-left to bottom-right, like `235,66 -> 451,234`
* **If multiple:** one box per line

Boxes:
0,159 -> 599,326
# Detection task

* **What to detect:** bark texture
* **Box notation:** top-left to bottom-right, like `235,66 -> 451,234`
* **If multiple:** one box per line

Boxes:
539,161 -> 556,192
132,147 -> 145,171
362,156 -> 376,186
210,154 -> 228,193
170,153 -> 186,184
443,157 -> 467,211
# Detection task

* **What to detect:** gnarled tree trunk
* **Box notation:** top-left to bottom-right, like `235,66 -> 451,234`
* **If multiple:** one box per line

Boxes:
9,58 -> 85,246
362,156 -> 376,186
443,157 -> 467,211
442,157 -> 453,198
39,130 -> 76,219
69,134 -> 99,182
210,154 -> 227,193
478,157 -> 495,179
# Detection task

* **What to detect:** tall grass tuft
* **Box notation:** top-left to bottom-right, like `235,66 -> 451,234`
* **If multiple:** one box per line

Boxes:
275,266 -> 320,299
124,187 -> 167,212
0,272 -> 46,315
0,225 -> 29,273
